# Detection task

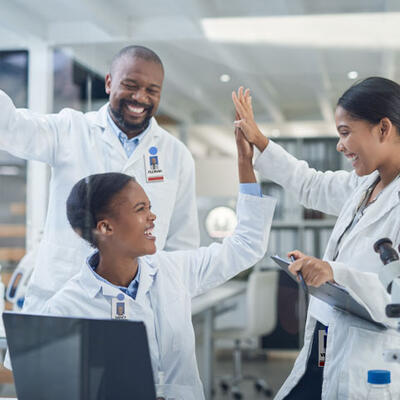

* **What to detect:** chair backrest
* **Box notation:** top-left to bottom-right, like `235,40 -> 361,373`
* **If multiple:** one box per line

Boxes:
245,269 -> 279,337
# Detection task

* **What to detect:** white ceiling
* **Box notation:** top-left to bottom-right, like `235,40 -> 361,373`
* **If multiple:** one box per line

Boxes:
1,0 -> 400,156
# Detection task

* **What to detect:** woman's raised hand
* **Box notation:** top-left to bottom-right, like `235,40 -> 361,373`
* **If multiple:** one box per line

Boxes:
232,87 -> 269,152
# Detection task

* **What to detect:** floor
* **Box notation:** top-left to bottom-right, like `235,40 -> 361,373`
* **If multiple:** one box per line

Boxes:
212,352 -> 295,400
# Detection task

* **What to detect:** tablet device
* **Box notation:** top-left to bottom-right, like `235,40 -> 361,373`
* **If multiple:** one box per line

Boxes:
271,255 -> 383,327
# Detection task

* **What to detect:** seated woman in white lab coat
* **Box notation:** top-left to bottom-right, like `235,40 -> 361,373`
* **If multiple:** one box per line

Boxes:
41,130 -> 276,400
232,77 -> 400,399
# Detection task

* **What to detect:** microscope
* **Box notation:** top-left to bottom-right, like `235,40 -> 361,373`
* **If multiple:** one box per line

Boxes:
374,238 -> 400,362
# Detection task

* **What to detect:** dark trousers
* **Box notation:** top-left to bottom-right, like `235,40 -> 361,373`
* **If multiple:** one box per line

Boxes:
284,321 -> 326,400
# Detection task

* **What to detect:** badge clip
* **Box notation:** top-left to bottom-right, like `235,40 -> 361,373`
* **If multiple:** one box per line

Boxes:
112,293 -> 127,320
144,146 -> 164,183
318,327 -> 328,367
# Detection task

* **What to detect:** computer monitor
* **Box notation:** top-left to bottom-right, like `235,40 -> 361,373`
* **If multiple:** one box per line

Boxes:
3,312 -> 156,400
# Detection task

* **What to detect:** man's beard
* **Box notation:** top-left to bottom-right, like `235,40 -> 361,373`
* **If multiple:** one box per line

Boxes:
110,100 -> 153,134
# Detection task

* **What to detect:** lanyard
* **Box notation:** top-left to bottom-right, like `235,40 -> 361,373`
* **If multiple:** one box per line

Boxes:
332,176 -> 380,261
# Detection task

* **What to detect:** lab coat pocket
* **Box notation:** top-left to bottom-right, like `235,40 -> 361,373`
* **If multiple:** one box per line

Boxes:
337,326 -> 400,399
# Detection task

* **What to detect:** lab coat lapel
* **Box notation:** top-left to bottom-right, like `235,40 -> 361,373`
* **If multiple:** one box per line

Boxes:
338,176 -> 400,247
79,260 -> 121,298
329,174 -> 378,241
355,184 -> 400,231
135,258 -> 158,304
123,118 -> 161,171
94,103 -> 128,160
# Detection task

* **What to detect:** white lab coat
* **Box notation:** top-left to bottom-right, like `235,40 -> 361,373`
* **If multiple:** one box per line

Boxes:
41,193 -> 276,400
254,140 -> 400,399
0,91 -> 199,312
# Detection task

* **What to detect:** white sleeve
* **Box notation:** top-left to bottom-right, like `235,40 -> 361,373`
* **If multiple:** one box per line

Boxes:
254,140 -> 360,217
160,193 -> 276,297
0,90 -> 67,166
163,147 -> 200,251
330,261 -> 393,327
3,351 -> 11,371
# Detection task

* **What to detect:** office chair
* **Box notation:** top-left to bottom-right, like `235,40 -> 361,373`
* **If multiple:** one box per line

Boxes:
214,269 -> 278,399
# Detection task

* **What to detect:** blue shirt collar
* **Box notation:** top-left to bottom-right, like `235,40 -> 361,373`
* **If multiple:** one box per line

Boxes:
107,108 -> 151,144
87,251 -> 141,297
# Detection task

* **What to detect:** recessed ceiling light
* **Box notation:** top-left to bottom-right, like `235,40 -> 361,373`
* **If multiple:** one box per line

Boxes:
220,74 -> 231,83
201,13 -> 400,49
347,71 -> 358,80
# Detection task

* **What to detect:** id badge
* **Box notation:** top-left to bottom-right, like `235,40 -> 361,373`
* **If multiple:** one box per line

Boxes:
144,146 -> 164,182
318,328 -> 328,367
112,293 -> 127,319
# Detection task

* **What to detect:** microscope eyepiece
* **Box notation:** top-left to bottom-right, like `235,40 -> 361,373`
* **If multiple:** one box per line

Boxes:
374,237 -> 399,265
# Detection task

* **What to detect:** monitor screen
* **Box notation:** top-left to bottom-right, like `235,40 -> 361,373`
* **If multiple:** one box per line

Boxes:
3,313 -> 156,400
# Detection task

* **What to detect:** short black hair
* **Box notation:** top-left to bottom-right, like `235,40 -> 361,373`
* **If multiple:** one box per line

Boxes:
337,77 -> 400,134
66,173 -> 136,248
110,45 -> 164,75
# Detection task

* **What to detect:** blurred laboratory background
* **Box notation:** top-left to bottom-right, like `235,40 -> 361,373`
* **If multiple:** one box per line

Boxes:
0,0 -> 398,398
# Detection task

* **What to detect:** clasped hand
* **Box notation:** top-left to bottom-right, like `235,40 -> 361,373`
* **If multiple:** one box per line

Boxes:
288,250 -> 334,287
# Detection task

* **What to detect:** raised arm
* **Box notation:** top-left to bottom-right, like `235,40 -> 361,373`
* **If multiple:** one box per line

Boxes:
235,111 -> 257,184
232,87 -> 269,153
160,190 -> 276,297
232,87 -> 359,216
0,90 -> 65,166
157,121 -> 276,296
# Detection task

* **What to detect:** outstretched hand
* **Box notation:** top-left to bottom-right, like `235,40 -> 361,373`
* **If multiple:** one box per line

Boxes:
232,87 -> 269,152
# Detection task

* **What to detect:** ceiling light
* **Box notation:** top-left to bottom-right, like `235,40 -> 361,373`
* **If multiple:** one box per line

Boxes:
347,71 -> 358,80
201,13 -> 400,49
220,74 -> 231,83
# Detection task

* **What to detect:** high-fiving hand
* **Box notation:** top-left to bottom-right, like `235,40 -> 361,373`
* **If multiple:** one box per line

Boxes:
234,111 -> 253,161
232,87 -> 269,152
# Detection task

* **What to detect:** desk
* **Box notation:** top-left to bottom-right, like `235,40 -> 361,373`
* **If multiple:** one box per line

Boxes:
192,280 -> 247,400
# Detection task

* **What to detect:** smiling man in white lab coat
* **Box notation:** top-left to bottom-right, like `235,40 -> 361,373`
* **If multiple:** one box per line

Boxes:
0,45 -> 199,313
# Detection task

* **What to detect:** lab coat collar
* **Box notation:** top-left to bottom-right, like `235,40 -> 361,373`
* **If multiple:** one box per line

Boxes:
94,103 -> 109,128
341,171 -> 378,217
94,103 -> 161,140
94,104 -> 162,166
358,174 -> 400,228
79,253 -> 159,300
340,171 -> 400,246
80,257 -> 107,299
134,256 -> 159,303
123,118 -> 162,169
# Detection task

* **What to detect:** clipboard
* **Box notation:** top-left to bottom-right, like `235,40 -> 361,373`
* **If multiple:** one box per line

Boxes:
271,255 -> 384,328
